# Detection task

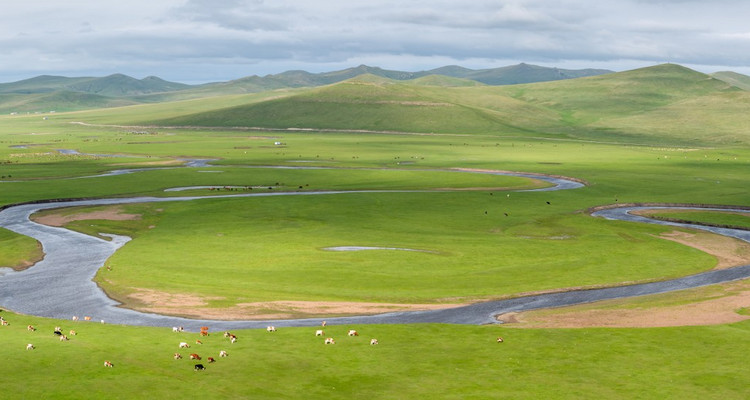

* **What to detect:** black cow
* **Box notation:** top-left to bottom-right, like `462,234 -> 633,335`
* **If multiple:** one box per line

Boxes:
194,364 -> 205,371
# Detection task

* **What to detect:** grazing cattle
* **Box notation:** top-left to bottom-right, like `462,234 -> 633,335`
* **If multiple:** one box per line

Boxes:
26,343 -> 34,350
54,326 -> 62,333
321,321 -> 327,327
324,337 -> 335,345
69,330 -> 77,336
53,329 -> 62,336
347,330 -> 359,337
223,331 -> 231,338
219,350 -> 228,358
189,353 -> 201,360
84,316 -> 92,321
196,340 -> 203,345
497,337 -> 504,343
370,339 -> 379,345
103,361 -> 113,368
179,342 -> 190,348
315,330 -> 324,336
207,357 -> 216,363
72,316 -> 78,321
27,325 -> 36,331
174,353 -> 182,360
200,331 -> 209,337
230,335 -> 237,344
266,326 -> 276,332
172,326 -> 184,333
194,364 -> 205,371
59,335 -> 69,341
0,320 -> 7,326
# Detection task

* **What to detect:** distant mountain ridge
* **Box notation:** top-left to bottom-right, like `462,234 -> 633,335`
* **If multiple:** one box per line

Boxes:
0,63 -> 613,99
0,74 -> 191,96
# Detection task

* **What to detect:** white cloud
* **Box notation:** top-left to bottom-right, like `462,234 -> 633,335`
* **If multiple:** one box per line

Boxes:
1,0 -> 750,82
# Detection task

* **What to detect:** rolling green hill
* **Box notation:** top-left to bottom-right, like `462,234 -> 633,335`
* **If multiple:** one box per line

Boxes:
147,75 -> 543,134
144,63 -> 750,145
0,90 -> 138,113
711,70 -> 750,90
0,64 -> 612,111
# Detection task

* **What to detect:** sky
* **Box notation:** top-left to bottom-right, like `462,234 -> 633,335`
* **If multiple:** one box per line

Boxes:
1,0 -> 750,84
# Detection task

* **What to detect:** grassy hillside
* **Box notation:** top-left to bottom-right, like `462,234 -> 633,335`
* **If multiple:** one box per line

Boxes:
143,64 -> 750,146
0,91 -> 138,113
711,71 -> 750,90
148,76 -> 539,134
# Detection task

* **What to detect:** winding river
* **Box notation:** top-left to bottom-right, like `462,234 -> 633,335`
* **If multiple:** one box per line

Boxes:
1,166 -> 749,331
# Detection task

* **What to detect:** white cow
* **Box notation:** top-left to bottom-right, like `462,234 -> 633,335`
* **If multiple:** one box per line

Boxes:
347,330 -> 359,337
324,337 -> 335,345
179,342 -> 190,348
370,339 -> 379,345
26,343 -> 34,350
266,326 -> 276,332
315,330 -> 324,336
219,350 -> 228,357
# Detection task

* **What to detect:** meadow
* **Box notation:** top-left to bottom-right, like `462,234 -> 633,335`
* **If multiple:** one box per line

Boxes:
1,64 -> 749,398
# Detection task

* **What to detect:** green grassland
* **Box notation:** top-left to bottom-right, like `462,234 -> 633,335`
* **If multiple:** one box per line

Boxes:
1,310 -> 748,400
1,64 -> 749,398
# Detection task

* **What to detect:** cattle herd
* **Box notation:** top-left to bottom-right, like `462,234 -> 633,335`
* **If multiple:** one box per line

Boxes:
2,313 -> 393,372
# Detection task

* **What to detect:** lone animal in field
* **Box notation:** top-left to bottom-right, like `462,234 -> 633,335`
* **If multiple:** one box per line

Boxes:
174,353 -> 182,360
27,325 -> 36,332
207,357 -> 216,363
266,326 -> 276,332
370,339 -> 379,345
26,343 -> 34,350
219,350 -> 228,357
103,361 -> 113,368
324,337 -> 335,345
179,342 -> 190,348
347,330 -> 359,337
497,337 -> 504,343
72,316 -> 78,321
315,330 -> 324,336
189,353 -> 201,360
194,364 -> 205,371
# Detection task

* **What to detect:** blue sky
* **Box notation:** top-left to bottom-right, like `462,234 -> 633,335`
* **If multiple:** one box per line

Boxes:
2,0 -> 749,83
